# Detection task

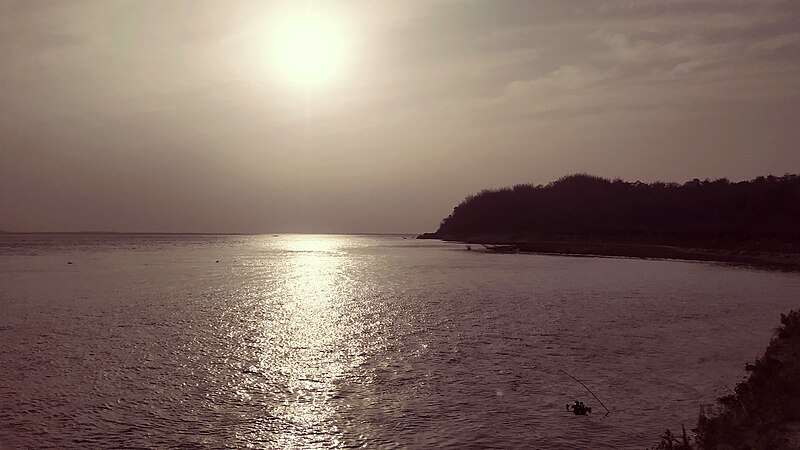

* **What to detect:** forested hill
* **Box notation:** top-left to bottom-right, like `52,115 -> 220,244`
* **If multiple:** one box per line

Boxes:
423,174 -> 800,243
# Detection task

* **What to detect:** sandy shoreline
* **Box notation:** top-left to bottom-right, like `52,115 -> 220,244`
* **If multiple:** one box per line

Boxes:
421,235 -> 800,271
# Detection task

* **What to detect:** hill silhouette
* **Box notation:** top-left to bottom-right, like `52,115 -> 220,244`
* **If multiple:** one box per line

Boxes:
420,174 -> 800,265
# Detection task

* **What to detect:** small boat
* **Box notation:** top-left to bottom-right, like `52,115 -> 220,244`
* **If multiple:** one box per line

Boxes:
567,401 -> 592,415
483,244 -> 520,253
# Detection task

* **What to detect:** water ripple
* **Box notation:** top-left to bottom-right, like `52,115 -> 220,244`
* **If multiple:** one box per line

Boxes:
1,234 -> 799,448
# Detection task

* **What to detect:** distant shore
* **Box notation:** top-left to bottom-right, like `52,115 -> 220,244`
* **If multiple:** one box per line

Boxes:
418,234 -> 800,271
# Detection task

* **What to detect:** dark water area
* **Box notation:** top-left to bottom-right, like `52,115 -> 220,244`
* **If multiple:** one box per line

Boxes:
1,234 -> 799,448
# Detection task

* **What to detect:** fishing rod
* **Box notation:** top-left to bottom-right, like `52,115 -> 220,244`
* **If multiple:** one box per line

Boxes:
560,369 -> 612,416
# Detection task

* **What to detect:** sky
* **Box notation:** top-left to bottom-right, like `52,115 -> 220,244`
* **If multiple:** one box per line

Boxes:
2,0 -> 799,233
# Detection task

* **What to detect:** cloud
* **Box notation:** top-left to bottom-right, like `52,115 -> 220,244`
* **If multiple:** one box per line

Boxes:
750,32 -> 800,52
2,0 -> 800,232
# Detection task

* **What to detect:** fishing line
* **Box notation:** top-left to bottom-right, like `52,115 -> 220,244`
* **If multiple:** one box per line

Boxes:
560,369 -> 612,417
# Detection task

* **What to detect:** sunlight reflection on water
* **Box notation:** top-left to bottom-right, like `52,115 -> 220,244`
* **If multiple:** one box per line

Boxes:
258,236 -> 359,448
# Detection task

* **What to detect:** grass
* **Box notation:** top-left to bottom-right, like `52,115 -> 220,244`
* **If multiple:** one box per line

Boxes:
653,309 -> 800,449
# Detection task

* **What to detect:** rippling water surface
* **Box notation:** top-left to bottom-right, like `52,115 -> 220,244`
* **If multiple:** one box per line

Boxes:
1,234 -> 799,448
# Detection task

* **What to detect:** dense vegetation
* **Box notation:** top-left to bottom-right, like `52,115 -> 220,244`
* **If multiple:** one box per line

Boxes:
696,309 -> 800,449
654,310 -> 800,449
427,174 -> 800,245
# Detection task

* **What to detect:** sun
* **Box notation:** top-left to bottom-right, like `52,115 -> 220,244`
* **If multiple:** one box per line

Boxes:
267,9 -> 351,89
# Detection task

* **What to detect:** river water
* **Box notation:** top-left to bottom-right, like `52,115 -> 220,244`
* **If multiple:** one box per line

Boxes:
1,234 -> 799,449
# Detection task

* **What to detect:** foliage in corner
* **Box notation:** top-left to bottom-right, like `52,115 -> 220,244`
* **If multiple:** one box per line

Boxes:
694,310 -> 800,449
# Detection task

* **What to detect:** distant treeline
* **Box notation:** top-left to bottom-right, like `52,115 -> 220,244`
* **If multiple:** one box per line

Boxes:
427,174 -> 800,243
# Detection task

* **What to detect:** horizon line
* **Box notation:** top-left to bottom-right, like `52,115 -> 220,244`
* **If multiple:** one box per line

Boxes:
0,231 -> 419,237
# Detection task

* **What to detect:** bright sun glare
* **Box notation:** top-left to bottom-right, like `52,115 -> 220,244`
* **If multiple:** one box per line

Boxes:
267,9 -> 351,89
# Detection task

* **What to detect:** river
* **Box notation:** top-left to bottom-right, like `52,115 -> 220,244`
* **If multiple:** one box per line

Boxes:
1,234 -> 799,448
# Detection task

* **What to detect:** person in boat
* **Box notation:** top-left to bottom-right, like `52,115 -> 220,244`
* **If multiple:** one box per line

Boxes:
567,400 -> 592,415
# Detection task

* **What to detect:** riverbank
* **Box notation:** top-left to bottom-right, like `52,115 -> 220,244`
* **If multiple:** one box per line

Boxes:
417,234 -> 800,271
654,310 -> 800,449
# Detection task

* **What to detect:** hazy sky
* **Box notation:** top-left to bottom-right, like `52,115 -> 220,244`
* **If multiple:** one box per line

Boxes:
2,0 -> 799,233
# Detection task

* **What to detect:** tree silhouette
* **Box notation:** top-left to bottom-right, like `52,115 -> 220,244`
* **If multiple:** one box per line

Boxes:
429,174 -> 800,246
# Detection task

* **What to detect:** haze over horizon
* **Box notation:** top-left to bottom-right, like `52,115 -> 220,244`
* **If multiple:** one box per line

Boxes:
2,0 -> 800,234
